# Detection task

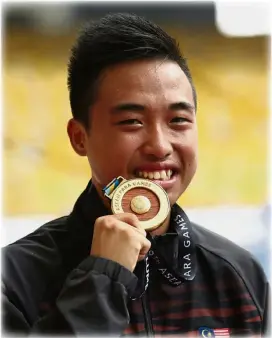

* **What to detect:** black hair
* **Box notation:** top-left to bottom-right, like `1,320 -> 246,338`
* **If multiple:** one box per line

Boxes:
67,12 -> 197,128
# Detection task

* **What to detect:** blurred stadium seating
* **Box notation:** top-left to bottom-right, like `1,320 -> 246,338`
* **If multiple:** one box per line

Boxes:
3,27 -> 269,214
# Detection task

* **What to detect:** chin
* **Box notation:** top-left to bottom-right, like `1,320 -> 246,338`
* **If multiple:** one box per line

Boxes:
166,192 -> 179,207
167,186 -> 187,206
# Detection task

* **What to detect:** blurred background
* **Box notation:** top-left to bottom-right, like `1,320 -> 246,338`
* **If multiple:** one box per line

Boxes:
2,2 -> 270,278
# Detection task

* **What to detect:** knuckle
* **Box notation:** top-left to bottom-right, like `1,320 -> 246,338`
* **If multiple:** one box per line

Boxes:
95,216 -> 104,224
94,216 -> 104,229
120,225 -> 131,237
129,213 -> 139,222
105,220 -> 116,230
97,216 -> 116,230
123,212 -> 138,224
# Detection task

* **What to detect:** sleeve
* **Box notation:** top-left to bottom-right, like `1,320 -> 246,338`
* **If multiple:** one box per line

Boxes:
2,255 -> 138,336
241,253 -> 271,337
262,281 -> 270,337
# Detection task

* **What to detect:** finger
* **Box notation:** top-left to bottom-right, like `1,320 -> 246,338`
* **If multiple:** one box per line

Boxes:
113,220 -> 150,252
113,213 -> 146,235
138,254 -> 147,261
139,237 -> 151,257
116,220 -> 147,240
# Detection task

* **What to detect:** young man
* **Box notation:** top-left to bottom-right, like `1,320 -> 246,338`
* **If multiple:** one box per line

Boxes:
2,13 -> 269,336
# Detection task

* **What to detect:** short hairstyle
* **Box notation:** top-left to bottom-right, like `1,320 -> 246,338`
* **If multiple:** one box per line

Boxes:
67,12 -> 197,128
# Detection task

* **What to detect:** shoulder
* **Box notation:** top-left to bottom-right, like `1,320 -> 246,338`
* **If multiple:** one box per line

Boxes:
3,216 -> 69,251
2,216 -> 70,270
192,221 -> 267,281
192,222 -> 269,313
2,216 -> 70,322
192,222 -> 262,269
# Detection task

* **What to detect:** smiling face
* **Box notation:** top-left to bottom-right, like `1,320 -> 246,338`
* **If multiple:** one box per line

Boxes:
68,59 -> 198,206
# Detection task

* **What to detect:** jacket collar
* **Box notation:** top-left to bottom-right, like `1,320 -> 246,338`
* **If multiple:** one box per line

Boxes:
71,180 -> 110,226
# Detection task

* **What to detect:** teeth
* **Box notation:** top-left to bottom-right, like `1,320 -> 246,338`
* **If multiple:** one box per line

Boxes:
137,170 -> 173,180
161,170 -> 167,179
148,172 -> 154,179
154,171 -> 160,179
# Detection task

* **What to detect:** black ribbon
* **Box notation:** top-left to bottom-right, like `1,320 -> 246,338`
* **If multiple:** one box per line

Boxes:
131,204 -> 196,299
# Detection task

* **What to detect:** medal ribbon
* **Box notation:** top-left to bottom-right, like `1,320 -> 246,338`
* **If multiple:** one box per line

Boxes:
148,205 -> 197,284
102,177 -> 125,197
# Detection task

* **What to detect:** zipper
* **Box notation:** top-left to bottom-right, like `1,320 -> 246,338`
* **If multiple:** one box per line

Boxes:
141,292 -> 154,337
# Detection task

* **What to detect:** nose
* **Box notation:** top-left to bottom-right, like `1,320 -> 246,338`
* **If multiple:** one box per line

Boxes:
142,125 -> 173,160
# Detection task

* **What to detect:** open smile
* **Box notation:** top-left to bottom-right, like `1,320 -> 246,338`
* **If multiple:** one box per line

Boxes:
134,168 -> 178,190
136,169 -> 173,181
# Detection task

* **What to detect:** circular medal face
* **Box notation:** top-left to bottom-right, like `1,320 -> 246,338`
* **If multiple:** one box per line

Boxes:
130,195 -> 151,214
111,178 -> 170,231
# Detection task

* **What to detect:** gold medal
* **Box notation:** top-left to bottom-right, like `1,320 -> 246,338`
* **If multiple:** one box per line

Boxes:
103,176 -> 170,231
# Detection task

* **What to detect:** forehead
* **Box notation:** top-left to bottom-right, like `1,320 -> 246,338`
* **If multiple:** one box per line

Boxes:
95,59 -> 194,105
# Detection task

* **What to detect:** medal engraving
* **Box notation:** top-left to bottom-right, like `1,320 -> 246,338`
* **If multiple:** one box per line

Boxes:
130,195 -> 151,214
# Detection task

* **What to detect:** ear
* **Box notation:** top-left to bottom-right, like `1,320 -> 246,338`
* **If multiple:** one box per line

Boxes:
67,118 -> 88,156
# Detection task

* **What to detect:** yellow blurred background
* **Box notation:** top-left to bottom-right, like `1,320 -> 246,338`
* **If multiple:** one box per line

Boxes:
3,10 -> 269,216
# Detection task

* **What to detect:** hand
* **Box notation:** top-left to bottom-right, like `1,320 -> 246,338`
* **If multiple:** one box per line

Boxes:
90,213 -> 151,272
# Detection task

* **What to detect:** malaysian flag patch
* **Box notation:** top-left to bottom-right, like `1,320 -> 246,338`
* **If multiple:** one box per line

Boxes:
198,327 -> 230,337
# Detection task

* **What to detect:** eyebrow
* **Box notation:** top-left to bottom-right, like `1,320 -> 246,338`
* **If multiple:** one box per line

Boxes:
111,103 -> 145,113
111,101 -> 195,114
169,102 -> 195,114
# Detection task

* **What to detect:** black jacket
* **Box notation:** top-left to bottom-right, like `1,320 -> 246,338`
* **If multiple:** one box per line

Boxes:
2,181 -> 270,336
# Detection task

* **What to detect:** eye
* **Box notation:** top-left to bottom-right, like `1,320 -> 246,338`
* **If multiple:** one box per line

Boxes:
118,119 -> 142,125
170,117 -> 191,124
